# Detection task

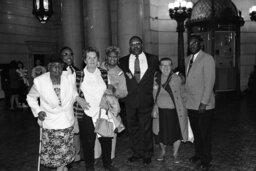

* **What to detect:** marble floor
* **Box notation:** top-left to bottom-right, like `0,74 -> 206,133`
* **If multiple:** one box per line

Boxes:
0,93 -> 256,171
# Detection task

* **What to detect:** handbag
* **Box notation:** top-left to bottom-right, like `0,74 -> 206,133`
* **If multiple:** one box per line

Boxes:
94,109 -> 114,137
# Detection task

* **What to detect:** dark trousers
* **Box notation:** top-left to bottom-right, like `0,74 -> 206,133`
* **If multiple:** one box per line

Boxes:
78,115 -> 96,169
126,105 -> 153,159
78,114 -> 113,169
188,109 -> 213,164
99,137 -> 112,168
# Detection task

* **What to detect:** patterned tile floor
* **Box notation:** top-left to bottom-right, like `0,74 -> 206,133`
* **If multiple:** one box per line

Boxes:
0,93 -> 256,171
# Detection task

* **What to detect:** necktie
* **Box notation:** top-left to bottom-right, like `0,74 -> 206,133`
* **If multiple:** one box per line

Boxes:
187,55 -> 194,76
134,55 -> 141,83
68,66 -> 74,74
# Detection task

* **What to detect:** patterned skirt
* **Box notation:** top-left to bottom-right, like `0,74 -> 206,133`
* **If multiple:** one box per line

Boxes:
40,126 -> 75,168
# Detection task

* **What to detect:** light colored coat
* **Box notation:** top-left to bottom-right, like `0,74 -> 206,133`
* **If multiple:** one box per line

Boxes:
169,74 -> 189,141
27,71 -> 78,129
185,50 -> 216,110
153,73 -> 189,141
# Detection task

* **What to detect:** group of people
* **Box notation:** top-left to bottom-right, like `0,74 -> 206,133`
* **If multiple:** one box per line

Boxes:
1,60 -> 31,110
26,35 -> 215,171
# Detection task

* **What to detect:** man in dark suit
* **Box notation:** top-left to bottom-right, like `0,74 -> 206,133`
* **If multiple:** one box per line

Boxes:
185,35 -> 215,171
119,36 -> 158,165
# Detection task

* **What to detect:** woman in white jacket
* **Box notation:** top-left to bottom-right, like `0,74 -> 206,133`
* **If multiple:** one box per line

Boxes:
27,59 -> 84,171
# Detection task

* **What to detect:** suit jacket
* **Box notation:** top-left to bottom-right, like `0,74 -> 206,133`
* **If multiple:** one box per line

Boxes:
27,71 -> 78,129
185,50 -> 215,110
119,52 -> 158,108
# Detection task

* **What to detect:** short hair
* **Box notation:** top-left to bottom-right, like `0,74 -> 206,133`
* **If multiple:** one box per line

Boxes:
129,36 -> 143,44
105,46 -> 120,58
48,57 -> 63,64
159,57 -> 173,66
17,61 -> 24,68
60,46 -> 73,56
189,35 -> 203,43
82,47 -> 100,60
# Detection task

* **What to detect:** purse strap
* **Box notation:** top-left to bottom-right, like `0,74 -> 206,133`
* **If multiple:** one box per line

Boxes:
98,108 -> 110,119
155,72 -> 173,103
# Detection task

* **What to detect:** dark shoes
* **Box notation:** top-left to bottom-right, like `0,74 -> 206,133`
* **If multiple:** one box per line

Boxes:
200,163 -> 212,171
127,155 -> 151,165
104,165 -> 119,171
142,158 -> 151,165
189,155 -> 201,163
127,155 -> 142,163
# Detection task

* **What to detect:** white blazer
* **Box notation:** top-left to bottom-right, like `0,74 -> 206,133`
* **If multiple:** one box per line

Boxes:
27,71 -> 78,129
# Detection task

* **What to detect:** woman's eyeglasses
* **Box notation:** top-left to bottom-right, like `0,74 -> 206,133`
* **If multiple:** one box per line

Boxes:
62,52 -> 73,56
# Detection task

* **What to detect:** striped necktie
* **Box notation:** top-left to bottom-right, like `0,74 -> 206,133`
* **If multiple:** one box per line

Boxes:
134,55 -> 141,83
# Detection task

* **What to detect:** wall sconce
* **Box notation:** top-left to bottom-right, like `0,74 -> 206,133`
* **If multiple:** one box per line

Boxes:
32,0 -> 53,24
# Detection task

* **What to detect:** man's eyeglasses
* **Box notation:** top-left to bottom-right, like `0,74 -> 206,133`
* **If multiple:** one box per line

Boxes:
130,42 -> 142,47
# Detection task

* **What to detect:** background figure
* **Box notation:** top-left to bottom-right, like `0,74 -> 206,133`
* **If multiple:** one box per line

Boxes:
16,61 -> 29,108
60,46 -> 82,164
74,47 -> 118,171
97,46 -> 127,159
1,66 -> 11,108
9,60 -> 21,110
27,58 -> 79,171
247,65 -> 256,96
31,59 -> 46,79
119,36 -> 158,165
153,58 -> 189,164
185,35 -> 215,171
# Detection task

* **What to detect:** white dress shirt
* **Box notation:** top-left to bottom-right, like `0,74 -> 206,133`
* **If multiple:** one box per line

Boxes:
129,52 -> 148,79
186,51 -> 199,75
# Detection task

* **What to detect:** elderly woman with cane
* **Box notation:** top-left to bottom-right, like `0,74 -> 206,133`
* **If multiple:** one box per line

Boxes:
27,58 -> 86,171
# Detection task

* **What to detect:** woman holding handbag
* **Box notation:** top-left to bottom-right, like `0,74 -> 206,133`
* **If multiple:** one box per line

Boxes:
153,57 -> 190,164
73,47 -> 119,171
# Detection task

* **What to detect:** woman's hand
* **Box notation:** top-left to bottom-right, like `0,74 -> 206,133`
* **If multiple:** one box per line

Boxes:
38,111 -> 47,121
76,96 -> 90,110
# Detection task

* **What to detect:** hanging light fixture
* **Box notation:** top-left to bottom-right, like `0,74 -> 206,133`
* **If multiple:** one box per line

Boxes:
32,0 -> 53,24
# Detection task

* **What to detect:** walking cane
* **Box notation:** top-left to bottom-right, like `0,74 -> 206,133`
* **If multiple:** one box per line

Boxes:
37,121 -> 43,171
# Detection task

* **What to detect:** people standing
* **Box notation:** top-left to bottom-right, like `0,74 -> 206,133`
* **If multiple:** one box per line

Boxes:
27,58 -> 81,171
99,46 -> 127,159
154,58 -> 189,163
60,46 -> 81,164
16,61 -> 29,108
119,36 -> 158,165
185,35 -> 215,170
1,66 -> 11,108
74,47 -> 119,171
9,60 -> 21,110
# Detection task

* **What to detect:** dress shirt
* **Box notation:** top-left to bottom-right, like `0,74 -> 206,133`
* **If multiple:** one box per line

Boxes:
186,51 -> 199,75
129,52 -> 148,79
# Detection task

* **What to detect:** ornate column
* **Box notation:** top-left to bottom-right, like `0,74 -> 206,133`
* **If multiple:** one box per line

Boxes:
117,0 -> 144,56
86,0 -> 111,62
61,0 -> 84,68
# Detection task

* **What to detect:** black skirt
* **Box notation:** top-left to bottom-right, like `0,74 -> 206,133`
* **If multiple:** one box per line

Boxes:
158,108 -> 182,145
